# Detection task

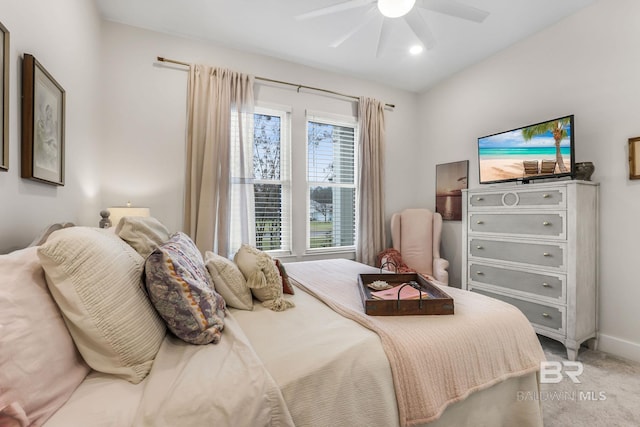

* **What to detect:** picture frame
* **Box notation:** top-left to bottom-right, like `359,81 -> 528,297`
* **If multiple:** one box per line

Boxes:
435,160 -> 469,221
630,137 -> 640,180
21,53 -> 65,185
0,21 -> 9,171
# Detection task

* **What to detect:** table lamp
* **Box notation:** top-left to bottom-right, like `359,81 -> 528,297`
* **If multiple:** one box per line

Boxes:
100,202 -> 150,228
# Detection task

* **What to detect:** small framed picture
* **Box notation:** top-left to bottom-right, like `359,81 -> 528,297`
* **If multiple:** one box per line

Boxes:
0,21 -> 9,171
630,137 -> 640,180
21,54 -> 65,185
436,160 -> 469,221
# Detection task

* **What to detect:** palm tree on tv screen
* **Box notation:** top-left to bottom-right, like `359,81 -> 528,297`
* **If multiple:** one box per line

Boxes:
522,117 -> 570,173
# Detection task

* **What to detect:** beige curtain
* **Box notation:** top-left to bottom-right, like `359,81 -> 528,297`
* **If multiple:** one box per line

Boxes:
184,65 -> 254,255
356,97 -> 386,266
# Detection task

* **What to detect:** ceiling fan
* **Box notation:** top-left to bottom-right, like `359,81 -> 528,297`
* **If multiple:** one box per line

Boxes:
295,0 -> 490,57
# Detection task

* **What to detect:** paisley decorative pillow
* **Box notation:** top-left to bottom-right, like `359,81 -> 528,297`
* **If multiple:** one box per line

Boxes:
145,232 -> 226,345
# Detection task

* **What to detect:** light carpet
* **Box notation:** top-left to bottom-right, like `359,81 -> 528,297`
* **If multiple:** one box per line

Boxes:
539,336 -> 640,427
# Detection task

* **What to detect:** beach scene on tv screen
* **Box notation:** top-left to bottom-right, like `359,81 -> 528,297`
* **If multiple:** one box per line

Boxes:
479,117 -> 572,183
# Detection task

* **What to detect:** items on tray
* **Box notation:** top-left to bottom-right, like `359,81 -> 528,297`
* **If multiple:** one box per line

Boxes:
367,280 -> 393,291
370,281 -> 428,300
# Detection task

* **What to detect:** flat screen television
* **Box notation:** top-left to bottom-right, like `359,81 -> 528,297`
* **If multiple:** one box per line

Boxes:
477,115 -> 575,184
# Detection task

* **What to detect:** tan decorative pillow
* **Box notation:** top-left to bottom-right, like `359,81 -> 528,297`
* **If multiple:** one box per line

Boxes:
234,244 -> 294,311
205,251 -> 253,310
116,216 -> 170,259
38,227 -> 166,384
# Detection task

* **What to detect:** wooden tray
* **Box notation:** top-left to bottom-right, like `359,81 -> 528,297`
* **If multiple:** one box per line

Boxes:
358,273 -> 454,316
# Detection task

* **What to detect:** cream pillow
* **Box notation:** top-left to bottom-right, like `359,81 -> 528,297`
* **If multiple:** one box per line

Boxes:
116,216 -> 170,259
38,227 -> 166,384
234,244 -> 294,312
204,251 -> 253,310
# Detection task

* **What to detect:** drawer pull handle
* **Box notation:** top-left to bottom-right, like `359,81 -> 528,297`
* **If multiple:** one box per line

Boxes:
477,197 -> 484,201
476,246 -> 484,250
543,221 -> 550,226
476,220 -> 484,225
542,313 -> 551,318
543,252 -> 551,257
542,283 -> 551,288
542,194 -> 550,199
476,271 -> 484,275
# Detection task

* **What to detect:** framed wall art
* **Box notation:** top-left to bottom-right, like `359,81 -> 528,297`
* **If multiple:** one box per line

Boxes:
21,53 -> 65,185
630,137 -> 640,180
0,21 -> 9,171
435,160 -> 469,221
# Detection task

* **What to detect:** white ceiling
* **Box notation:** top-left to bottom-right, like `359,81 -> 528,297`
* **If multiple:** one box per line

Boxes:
95,0 -> 597,92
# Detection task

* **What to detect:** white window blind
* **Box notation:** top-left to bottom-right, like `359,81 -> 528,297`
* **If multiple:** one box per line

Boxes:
306,111 -> 357,250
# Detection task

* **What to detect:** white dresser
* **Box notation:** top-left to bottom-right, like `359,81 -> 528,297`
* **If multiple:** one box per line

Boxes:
461,181 -> 599,360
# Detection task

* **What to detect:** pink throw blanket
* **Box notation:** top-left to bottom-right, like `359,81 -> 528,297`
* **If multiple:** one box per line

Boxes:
285,259 -> 545,426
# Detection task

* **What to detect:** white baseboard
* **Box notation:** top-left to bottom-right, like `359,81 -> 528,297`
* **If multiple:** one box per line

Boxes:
596,333 -> 640,363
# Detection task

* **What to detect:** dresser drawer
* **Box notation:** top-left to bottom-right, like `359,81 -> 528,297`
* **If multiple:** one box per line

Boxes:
469,262 -> 565,300
468,188 -> 565,209
471,288 -> 564,332
469,238 -> 565,269
469,212 -> 565,239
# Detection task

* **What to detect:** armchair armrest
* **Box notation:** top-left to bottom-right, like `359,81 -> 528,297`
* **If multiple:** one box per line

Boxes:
432,257 -> 449,285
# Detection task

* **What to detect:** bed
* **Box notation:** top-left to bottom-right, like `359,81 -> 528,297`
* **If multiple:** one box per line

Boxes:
2,224 -> 545,427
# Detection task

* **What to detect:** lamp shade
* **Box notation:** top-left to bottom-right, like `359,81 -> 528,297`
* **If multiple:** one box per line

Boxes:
377,0 -> 415,18
108,205 -> 150,228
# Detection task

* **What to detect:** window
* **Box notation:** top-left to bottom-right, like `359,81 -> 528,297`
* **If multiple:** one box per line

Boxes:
230,106 -> 358,258
252,108 -> 290,252
230,106 -> 290,254
307,113 -> 357,250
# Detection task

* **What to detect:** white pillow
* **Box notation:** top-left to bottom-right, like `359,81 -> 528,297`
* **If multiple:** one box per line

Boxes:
38,227 -> 166,384
204,251 -> 253,310
116,216 -> 170,259
234,244 -> 294,312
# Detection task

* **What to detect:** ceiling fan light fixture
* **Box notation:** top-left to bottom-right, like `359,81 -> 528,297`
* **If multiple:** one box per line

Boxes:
409,44 -> 424,55
377,0 -> 416,18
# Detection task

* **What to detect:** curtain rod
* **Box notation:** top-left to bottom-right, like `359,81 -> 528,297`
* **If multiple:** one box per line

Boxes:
156,56 -> 395,109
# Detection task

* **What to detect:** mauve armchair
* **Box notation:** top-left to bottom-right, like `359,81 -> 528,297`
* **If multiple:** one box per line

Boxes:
386,208 -> 449,285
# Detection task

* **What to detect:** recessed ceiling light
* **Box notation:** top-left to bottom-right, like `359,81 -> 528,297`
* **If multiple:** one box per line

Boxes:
409,45 -> 424,55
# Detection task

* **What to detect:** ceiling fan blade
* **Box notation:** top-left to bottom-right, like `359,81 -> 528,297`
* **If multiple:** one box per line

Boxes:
417,0 -> 489,23
330,6 -> 378,48
376,18 -> 392,59
404,8 -> 436,50
296,0 -> 376,21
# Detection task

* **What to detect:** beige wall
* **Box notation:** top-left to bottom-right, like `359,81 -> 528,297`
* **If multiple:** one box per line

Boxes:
0,0 -> 103,252
418,0 -> 640,362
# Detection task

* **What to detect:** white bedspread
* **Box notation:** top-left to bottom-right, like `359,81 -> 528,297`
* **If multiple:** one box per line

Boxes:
230,281 -> 400,427
45,314 -> 293,427
285,259 -> 546,426
44,259 -> 543,427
